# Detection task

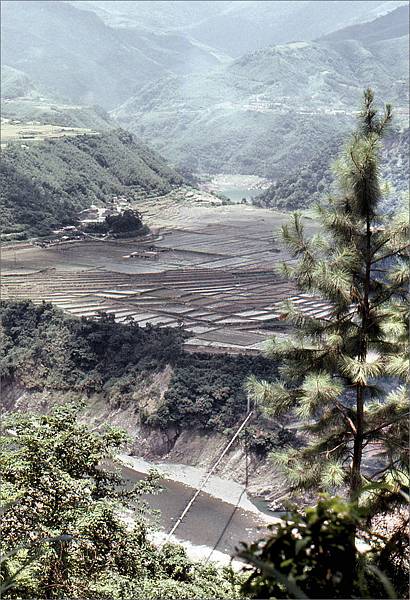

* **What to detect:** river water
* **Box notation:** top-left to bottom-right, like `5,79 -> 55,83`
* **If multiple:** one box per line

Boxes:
121,460 -> 275,561
198,174 -> 272,203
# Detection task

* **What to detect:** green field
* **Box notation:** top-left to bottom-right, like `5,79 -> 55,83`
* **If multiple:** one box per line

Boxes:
1,120 -> 98,146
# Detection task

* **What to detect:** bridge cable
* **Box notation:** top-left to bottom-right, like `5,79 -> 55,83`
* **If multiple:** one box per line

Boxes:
161,409 -> 254,547
205,396 -> 253,564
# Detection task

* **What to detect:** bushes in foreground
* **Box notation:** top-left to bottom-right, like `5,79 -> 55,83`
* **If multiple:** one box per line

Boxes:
0,404 -> 242,599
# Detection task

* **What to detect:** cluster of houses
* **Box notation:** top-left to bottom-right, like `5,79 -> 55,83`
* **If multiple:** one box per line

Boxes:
78,197 -> 131,225
39,198 -> 133,245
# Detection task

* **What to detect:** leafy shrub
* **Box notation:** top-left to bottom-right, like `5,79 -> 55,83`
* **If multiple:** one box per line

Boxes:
238,496 -> 404,599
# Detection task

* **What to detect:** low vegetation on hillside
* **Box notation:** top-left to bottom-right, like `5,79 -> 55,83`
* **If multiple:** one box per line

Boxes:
0,301 -> 288,451
0,130 -> 182,239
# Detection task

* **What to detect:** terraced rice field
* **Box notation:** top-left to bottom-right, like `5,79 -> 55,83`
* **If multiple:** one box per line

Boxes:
1,122 -> 98,146
2,202 -> 331,354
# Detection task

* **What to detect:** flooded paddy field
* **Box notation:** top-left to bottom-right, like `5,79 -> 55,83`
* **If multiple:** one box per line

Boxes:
2,200 -> 329,353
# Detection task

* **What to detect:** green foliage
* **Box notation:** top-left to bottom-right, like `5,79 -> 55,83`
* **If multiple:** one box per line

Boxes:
0,129 -> 182,238
238,495 -> 400,599
84,208 -> 149,237
106,208 -> 148,237
1,300 -> 288,448
245,94 -> 409,597
0,300 -> 185,391
148,352 -> 282,435
0,405 -> 241,599
247,90 -> 409,500
239,426 -> 296,457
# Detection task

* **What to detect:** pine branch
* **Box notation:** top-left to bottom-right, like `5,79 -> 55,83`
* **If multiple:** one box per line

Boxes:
371,244 -> 410,265
363,413 -> 410,440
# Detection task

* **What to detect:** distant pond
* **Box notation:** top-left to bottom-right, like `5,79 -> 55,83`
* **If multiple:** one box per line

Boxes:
198,173 -> 272,204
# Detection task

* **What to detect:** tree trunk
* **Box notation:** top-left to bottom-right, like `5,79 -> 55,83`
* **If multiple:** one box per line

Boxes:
350,178 -> 372,500
350,384 -> 364,499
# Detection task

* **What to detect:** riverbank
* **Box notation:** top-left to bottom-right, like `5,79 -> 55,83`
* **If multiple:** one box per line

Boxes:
119,454 -> 279,567
119,454 -> 276,521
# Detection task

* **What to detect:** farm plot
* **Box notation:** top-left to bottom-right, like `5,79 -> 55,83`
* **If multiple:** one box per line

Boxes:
1,268 -> 332,353
1,121 -> 98,146
1,202 -> 327,354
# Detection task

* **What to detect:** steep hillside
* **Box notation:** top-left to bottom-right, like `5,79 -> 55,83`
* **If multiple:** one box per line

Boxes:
255,127 -> 409,210
0,300 -> 287,453
76,1 -> 407,56
0,130 -> 183,238
114,11 -> 409,177
1,0 -> 227,110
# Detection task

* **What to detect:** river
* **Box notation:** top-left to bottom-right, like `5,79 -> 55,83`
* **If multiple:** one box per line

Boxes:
120,457 -> 277,564
198,174 -> 272,203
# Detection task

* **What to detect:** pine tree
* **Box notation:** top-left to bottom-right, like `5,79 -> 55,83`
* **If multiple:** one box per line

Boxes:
246,89 -> 409,501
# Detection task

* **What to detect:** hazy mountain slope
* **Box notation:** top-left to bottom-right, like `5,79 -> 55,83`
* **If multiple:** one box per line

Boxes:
321,3 -> 409,43
255,127 -> 409,210
76,1 -> 407,56
1,1 -> 227,110
113,12 -> 409,177
1,130 -> 183,239
0,63 -> 113,130
1,98 -> 113,130
186,0 -> 408,56
1,66 -> 39,100
72,1 -> 232,31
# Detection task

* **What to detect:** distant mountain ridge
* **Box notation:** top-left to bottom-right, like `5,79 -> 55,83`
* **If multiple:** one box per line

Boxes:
1,0 -> 228,109
320,3 -> 409,43
113,5 -> 409,178
75,1 -> 407,56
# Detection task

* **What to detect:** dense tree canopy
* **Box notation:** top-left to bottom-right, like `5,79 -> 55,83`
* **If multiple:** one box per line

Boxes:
0,404 -> 242,599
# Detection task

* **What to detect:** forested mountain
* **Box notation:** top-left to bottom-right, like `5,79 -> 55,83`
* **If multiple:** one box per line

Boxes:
114,6 -> 409,177
254,127 -> 409,210
75,1 -> 407,56
1,130 -> 182,238
1,0 -> 228,110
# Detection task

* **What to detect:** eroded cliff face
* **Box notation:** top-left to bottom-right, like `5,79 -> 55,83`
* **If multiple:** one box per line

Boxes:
1,378 -> 290,507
